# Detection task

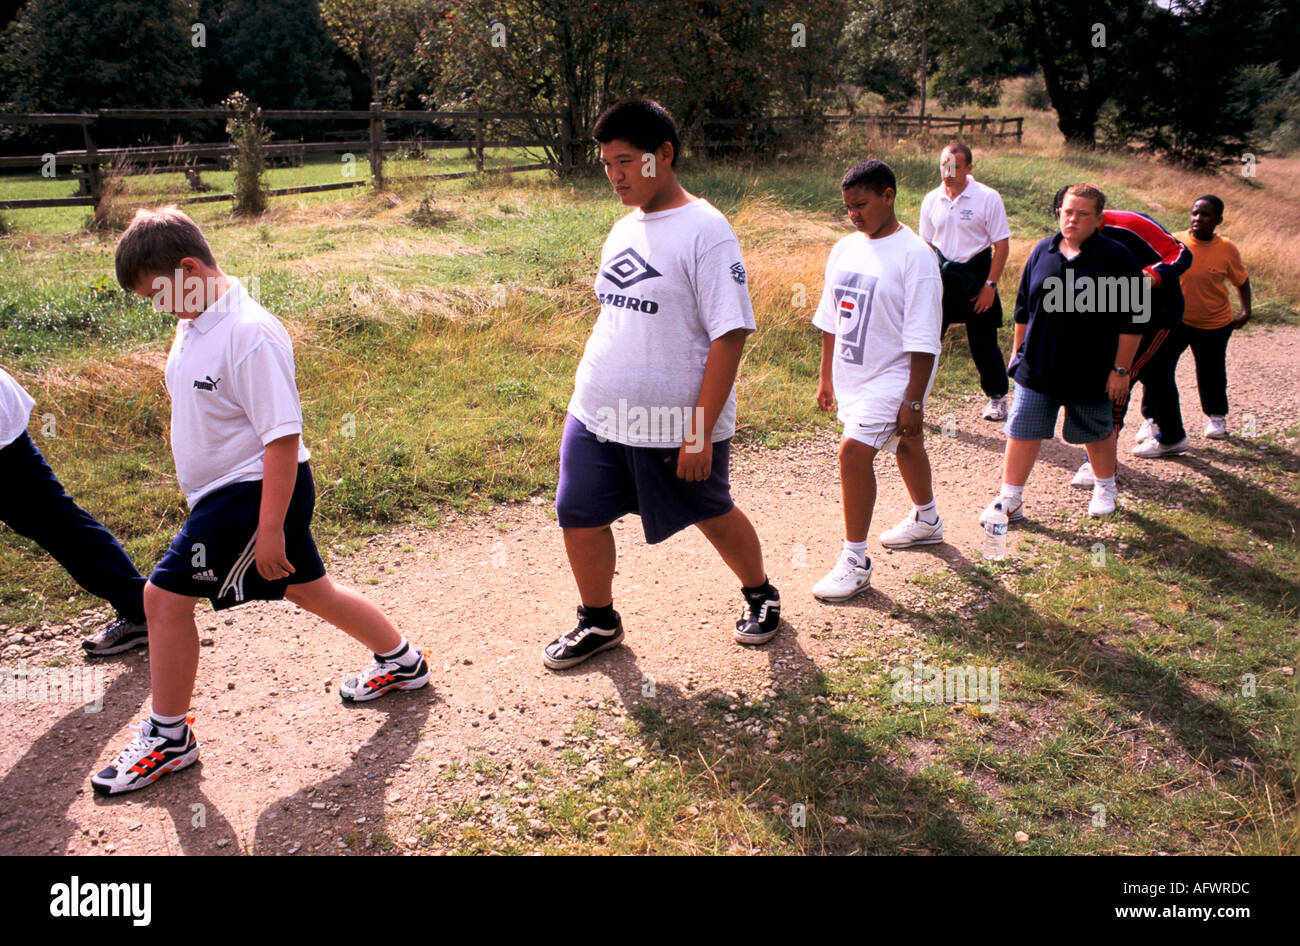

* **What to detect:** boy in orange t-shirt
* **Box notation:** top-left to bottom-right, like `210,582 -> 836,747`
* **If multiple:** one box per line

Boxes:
1143,195 -> 1251,442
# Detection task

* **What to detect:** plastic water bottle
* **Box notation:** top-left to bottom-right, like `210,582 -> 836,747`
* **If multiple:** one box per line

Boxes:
983,502 -> 1008,560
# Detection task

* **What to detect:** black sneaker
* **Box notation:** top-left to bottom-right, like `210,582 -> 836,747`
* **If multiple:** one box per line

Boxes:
91,716 -> 200,795
543,607 -> 624,670
82,617 -> 149,656
339,650 -> 432,702
734,583 -> 781,645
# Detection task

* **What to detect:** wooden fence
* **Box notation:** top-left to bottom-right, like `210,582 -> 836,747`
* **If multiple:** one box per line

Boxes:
0,106 -> 566,212
0,107 -> 1023,213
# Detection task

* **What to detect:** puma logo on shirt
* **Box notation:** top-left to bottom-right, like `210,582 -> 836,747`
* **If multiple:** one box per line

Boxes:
192,376 -> 221,391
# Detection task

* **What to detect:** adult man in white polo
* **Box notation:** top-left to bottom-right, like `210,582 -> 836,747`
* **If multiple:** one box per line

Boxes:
919,141 -> 1012,421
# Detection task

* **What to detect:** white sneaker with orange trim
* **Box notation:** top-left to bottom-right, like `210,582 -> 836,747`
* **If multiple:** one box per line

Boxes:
91,716 -> 199,795
339,649 -> 431,702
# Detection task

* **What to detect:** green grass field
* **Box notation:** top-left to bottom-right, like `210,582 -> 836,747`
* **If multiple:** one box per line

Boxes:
1,132 -> 1296,854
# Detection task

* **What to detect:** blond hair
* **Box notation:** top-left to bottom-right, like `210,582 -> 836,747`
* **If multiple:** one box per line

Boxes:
114,206 -> 216,291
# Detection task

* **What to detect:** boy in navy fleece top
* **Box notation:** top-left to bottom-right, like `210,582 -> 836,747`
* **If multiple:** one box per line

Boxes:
980,184 -> 1146,523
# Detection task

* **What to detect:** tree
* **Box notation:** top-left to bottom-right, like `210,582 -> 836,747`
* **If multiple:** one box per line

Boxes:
1,0 -> 202,112
421,0 -> 649,168
421,0 -> 847,167
1017,0 -> 1148,147
1,0 -> 202,148
841,0 -> 1020,116
1101,0 -> 1275,166
197,0 -> 352,110
321,0 -> 431,104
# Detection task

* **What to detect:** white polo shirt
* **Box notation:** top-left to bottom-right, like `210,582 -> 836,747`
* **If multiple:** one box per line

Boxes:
164,280 -> 310,508
918,177 -> 1011,263
0,367 -> 36,448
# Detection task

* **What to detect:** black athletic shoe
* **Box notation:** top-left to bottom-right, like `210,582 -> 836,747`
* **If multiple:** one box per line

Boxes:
82,617 -> 149,656
543,607 -> 624,670
734,583 -> 781,645
91,716 -> 199,795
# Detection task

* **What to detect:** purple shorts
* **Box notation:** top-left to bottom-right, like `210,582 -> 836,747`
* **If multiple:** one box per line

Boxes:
556,413 -> 734,544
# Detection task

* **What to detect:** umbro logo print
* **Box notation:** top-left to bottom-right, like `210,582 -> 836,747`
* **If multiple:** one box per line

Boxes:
602,248 -> 662,289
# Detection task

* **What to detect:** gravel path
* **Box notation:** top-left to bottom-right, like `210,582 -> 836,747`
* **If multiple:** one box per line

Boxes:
1,323 -> 1296,855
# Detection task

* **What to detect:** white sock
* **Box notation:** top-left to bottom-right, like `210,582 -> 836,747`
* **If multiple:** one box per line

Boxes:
150,712 -> 188,738
914,499 -> 939,525
1000,483 -> 1024,506
1095,475 -> 1116,490
379,638 -> 422,668
842,539 -> 868,565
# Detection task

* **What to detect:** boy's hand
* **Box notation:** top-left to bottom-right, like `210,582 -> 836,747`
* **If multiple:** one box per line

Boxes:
676,442 -> 713,481
255,528 -> 296,581
817,377 -> 836,412
897,402 -> 923,438
1107,370 -> 1131,404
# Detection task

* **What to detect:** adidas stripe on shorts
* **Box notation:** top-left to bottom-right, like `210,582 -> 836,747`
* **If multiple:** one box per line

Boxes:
148,461 -> 326,610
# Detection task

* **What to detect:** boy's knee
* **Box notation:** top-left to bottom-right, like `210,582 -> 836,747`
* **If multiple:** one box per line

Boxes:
839,437 -> 877,466
143,581 -> 196,621
284,576 -> 331,608
694,507 -> 737,538
896,435 -> 925,457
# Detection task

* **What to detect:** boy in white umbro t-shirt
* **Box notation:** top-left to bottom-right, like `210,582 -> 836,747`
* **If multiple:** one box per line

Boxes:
545,98 -> 781,671
811,160 -> 944,603
91,207 -> 429,796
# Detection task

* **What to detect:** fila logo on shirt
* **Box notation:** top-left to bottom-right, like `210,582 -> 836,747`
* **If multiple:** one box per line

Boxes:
602,248 -> 662,289
192,375 -> 221,391
832,271 -> 877,367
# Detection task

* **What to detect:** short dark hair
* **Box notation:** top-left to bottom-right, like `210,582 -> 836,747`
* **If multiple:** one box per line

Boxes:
1195,194 -> 1225,216
115,205 -> 216,291
944,140 -> 973,165
841,159 -> 896,195
1051,184 -> 1069,218
592,98 -> 681,168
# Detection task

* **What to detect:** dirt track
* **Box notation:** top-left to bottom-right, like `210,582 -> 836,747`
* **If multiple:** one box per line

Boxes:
0,324 -> 1296,855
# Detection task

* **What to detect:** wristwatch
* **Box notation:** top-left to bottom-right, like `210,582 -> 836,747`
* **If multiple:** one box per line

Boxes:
985,280 -> 997,288
1113,366 -> 1130,377
906,400 -> 923,411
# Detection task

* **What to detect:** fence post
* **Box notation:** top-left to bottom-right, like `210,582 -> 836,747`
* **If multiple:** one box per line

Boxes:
1016,117 -> 1023,143
82,119 -> 102,211
368,102 -> 385,191
474,114 -> 485,172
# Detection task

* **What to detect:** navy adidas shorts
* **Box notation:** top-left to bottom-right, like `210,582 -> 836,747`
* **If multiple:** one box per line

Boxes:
556,412 -> 734,545
149,462 -> 326,610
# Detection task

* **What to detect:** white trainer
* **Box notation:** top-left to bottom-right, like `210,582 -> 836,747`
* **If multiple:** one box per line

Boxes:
1071,461 -> 1095,488
1088,482 -> 1118,516
812,551 -> 873,602
879,512 -> 944,549
1132,436 -> 1190,458
1204,415 -> 1228,440
981,397 -> 1009,421
1134,418 -> 1159,443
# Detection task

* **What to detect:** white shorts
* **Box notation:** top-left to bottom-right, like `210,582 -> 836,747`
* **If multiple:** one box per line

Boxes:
843,419 -> 901,452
